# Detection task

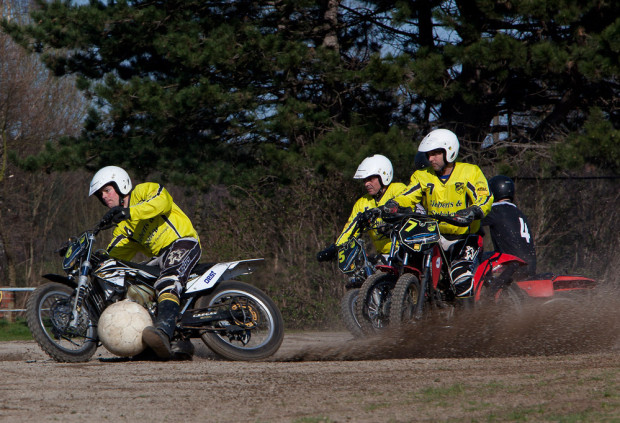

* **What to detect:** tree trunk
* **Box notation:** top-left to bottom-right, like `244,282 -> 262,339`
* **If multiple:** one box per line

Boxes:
322,0 -> 340,52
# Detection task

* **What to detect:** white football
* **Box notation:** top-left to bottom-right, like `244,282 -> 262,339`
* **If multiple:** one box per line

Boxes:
97,300 -> 153,357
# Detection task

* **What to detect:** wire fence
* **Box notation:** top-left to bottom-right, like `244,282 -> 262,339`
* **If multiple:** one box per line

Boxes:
0,287 -> 36,319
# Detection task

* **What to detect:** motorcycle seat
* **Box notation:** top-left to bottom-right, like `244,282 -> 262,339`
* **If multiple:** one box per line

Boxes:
192,262 -> 217,275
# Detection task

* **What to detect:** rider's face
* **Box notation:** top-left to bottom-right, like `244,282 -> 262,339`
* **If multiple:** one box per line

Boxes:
363,175 -> 382,196
98,184 -> 120,208
427,149 -> 446,173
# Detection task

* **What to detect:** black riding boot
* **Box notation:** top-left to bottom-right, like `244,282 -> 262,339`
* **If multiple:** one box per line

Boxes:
171,339 -> 195,361
142,298 -> 179,359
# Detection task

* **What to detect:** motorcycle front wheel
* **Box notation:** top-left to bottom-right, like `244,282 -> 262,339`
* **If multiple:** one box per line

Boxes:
340,288 -> 364,338
26,282 -> 98,362
355,271 -> 397,335
197,280 -> 284,361
389,273 -> 423,326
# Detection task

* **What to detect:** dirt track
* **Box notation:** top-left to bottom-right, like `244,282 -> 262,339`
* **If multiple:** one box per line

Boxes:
1,292 -> 619,422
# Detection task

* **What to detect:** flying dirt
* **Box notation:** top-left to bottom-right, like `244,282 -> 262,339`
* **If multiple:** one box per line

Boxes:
1,285 -> 618,423
278,285 -> 620,362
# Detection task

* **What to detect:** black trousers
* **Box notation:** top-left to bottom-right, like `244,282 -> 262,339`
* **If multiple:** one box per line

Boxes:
148,237 -> 202,298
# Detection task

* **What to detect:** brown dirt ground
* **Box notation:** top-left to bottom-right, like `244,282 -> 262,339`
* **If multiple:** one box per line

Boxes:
1,289 -> 619,423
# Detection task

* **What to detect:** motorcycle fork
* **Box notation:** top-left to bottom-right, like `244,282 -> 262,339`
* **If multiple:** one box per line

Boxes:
69,232 -> 97,329
415,252 -> 433,320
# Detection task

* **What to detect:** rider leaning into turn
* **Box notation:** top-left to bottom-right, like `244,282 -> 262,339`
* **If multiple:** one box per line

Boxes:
89,166 -> 201,360
389,129 -> 493,299
482,175 -> 537,278
317,154 -> 407,263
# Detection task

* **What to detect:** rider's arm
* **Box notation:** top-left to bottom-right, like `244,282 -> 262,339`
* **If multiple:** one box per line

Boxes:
106,229 -> 142,261
467,167 -> 493,217
480,207 -> 496,227
335,197 -> 368,246
392,172 -> 424,209
127,182 -> 174,221
378,182 -> 408,206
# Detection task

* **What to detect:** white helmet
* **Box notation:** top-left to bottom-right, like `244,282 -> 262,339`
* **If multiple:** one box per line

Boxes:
354,154 -> 393,185
89,166 -> 132,197
418,129 -> 460,163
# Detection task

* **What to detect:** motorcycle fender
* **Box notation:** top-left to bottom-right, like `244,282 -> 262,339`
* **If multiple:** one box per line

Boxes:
184,259 -> 264,293
43,273 -> 78,289
516,275 -> 596,298
375,265 -> 399,276
402,266 -> 422,279
473,253 -> 527,300
552,275 -> 596,291
431,246 -> 442,289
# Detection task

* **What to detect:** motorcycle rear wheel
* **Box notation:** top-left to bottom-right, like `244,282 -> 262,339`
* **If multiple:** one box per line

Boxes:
340,288 -> 363,338
197,280 -> 284,361
26,282 -> 97,362
354,271 -> 397,335
495,283 -> 524,312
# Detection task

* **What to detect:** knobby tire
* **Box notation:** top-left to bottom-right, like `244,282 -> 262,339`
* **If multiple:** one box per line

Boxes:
390,273 -> 423,327
26,282 -> 97,362
354,271 -> 397,335
198,280 -> 284,361
340,288 -> 364,338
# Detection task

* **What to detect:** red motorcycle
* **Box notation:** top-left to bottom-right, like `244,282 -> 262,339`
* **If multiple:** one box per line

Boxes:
384,211 -> 527,326
388,212 -> 598,326
512,273 -> 596,305
355,208 -> 598,333
474,254 -> 597,306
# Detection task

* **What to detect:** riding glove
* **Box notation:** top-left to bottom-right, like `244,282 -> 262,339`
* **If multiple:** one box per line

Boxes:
103,206 -> 131,225
453,206 -> 484,226
381,199 -> 399,214
358,208 -> 379,226
317,244 -> 338,262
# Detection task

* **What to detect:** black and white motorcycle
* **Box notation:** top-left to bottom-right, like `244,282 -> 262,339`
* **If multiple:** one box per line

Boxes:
27,219 -> 284,362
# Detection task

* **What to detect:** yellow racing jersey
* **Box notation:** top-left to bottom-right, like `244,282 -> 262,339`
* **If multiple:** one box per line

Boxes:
394,163 -> 493,236
107,182 -> 200,261
335,182 -> 407,254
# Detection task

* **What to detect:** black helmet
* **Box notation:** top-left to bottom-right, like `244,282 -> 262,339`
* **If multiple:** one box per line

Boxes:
488,175 -> 515,202
414,151 -> 430,170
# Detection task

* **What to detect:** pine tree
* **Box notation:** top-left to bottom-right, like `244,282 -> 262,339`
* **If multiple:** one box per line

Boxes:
2,0 -> 618,184
350,0 -> 620,170
3,0 -> 413,186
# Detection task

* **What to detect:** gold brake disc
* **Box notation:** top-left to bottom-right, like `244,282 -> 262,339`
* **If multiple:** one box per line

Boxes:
231,301 -> 260,328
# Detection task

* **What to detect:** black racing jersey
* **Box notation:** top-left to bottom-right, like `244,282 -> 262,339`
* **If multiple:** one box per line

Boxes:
481,201 -> 536,275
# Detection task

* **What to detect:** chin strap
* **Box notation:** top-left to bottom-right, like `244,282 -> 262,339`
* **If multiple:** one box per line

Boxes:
374,185 -> 388,202
119,193 -> 130,207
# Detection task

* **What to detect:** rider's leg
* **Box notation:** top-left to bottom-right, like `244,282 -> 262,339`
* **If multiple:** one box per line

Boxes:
142,287 -> 180,359
450,236 -> 482,299
142,238 -> 201,359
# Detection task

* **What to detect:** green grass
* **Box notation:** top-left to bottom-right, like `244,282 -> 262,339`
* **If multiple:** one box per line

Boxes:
0,318 -> 33,341
419,383 -> 468,398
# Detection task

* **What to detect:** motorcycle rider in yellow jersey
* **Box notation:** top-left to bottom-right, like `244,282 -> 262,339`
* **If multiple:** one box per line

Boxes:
89,166 -> 201,360
317,154 -> 407,262
389,129 -> 493,299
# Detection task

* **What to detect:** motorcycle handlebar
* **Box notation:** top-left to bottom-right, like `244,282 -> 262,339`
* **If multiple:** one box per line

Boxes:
380,209 -> 469,227
55,220 -> 112,256
354,205 -> 472,230
89,220 -> 114,237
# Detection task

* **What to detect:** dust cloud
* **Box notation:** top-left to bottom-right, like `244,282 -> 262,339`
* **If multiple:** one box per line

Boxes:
279,285 -> 620,362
